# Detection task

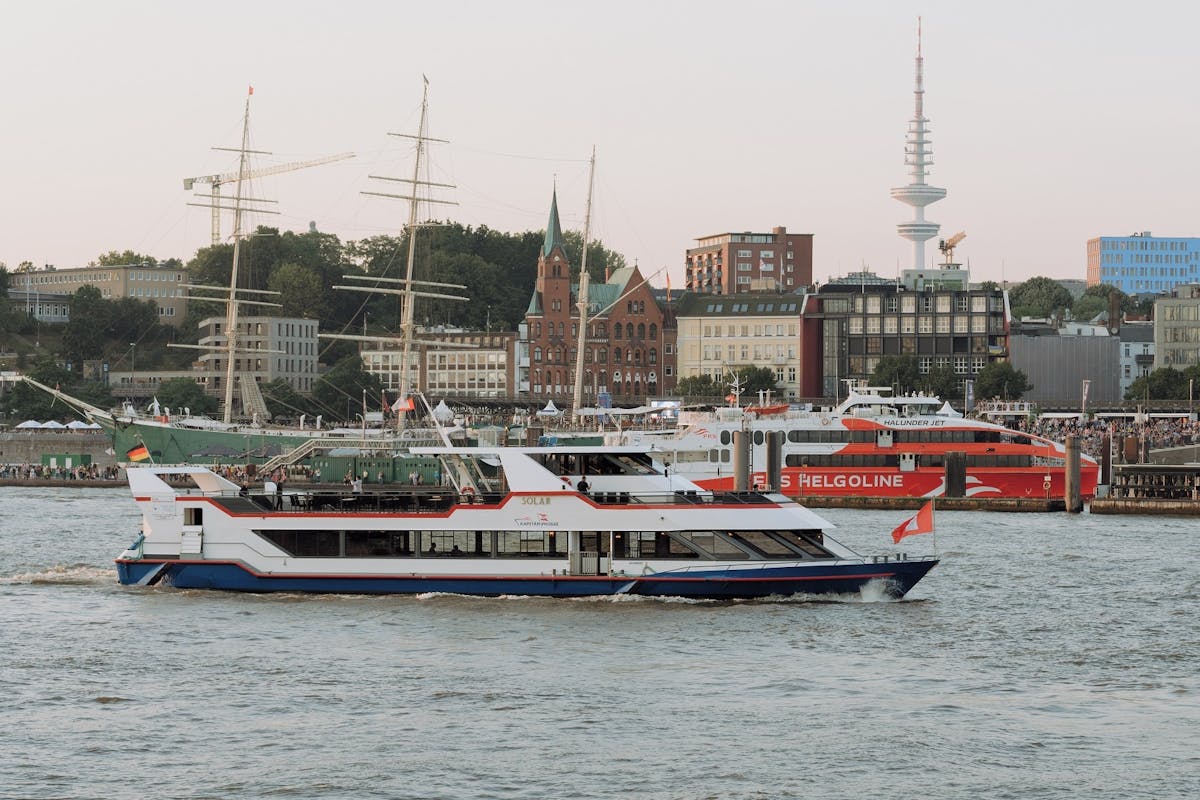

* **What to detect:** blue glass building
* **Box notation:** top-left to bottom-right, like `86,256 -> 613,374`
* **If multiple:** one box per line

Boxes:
1087,232 -> 1200,294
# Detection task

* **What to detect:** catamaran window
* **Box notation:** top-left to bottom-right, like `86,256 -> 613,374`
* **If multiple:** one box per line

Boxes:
727,531 -> 799,557
257,529 -> 340,557
496,531 -> 561,557
675,531 -> 750,559
720,431 -> 732,445
345,530 -> 411,557
773,530 -> 830,557
625,531 -> 698,559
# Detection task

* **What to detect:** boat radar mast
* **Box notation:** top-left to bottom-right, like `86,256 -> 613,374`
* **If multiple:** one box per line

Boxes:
890,17 -> 947,271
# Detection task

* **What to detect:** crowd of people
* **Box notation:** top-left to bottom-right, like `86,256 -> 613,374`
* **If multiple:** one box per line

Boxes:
0,463 -> 123,481
1011,415 -> 1200,461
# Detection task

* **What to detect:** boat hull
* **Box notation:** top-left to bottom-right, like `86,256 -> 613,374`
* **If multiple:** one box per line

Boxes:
116,558 -> 937,600
691,465 -> 1100,499
98,418 -> 320,465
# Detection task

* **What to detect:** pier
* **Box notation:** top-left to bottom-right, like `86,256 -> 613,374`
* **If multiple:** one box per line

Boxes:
1090,463 -> 1200,516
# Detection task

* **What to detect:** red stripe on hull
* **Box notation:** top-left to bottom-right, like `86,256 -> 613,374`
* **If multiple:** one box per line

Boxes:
694,466 -> 1099,499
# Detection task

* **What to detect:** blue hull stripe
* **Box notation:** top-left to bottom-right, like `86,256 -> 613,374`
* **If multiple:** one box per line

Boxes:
116,558 -> 937,599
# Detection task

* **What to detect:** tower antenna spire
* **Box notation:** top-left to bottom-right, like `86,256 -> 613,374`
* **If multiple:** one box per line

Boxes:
890,16 -> 946,271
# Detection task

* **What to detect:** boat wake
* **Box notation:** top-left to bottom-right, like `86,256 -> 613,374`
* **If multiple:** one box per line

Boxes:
0,564 -> 115,586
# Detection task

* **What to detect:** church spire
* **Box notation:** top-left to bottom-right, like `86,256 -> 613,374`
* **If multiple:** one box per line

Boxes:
543,188 -> 564,258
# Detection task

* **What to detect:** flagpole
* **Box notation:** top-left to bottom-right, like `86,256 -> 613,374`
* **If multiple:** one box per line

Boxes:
931,496 -> 937,554
139,435 -> 155,466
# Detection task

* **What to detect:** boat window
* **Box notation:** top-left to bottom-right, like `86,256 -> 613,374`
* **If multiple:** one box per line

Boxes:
675,531 -> 749,559
629,531 -> 698,559
588,454 -> 658,476
753,430 -> 765,445
497,531 -> 562,557
729,531 -> 797,557
720,430 -> 731,445
256,529 -> 340,558
772,530 -> 831,557
345,530 -> 411,557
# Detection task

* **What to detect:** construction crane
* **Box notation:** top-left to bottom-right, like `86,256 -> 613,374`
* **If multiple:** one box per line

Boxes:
938,230 -> 966,266
184,152 -> 355,245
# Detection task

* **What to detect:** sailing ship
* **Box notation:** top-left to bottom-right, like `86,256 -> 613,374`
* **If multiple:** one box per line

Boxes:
29,83 -> 464,468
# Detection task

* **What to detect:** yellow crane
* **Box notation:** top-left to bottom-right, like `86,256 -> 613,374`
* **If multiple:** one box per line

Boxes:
938,230 -> 966,265
184,152 -> 355,245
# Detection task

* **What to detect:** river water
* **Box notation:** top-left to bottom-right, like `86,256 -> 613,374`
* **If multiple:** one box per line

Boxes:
1,486 -> 1196,800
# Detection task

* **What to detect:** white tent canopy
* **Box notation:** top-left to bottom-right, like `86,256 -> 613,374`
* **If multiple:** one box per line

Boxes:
536,400 -> 561,418
15,420 -> 42,428
432,399 -> 455,424
936,402 -> 962,418
41,420 -> 66,429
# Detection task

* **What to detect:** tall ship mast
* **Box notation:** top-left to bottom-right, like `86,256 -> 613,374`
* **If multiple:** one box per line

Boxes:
326,77 -> 467,433
178,88 -> 283,423
571,147 -> 596,417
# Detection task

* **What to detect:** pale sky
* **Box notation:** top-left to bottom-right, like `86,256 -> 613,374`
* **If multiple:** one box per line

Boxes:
2,0 -> 1196,290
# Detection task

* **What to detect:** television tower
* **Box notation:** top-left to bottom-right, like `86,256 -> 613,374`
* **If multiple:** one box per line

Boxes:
890,18 -> 946,270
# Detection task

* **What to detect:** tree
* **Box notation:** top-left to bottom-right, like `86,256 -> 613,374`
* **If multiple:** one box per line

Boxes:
268,262 -> 325,319
0,357 -> 76,420
871,355 -> 920,393
735,365 -> 779,399
93,250 -> 159,267
155,377 -> 217,416
310,354 -> 384,422
920,365 -> 961,402
974,361 -> 1032,401
673,374 -> 721,399
1071,283 -> 1131,322
1009,276 -> 1074,319
0,265 -> 13,333
260,378 -> 313,419
63,286 -> 110,361
1124,366 -> 1200,402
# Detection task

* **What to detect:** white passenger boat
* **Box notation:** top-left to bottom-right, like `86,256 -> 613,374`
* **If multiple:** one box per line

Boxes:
116,446 -> 938,599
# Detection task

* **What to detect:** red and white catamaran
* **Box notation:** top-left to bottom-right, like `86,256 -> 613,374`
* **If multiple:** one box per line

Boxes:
613,386 -> 1099,499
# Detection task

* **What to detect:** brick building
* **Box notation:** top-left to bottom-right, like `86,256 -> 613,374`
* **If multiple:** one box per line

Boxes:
684,227 -> 813,295
523,191 -> 677,405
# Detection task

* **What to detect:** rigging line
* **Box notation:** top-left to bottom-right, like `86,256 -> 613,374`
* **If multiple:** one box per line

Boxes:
452,144 -> 590,163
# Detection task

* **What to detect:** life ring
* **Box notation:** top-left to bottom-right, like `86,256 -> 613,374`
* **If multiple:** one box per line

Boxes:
1042,479 -> 1051,491
461,486 -> 477,502
820,417 -> 831,426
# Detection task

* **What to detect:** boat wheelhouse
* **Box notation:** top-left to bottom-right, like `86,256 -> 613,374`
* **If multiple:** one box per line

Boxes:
115,446 -> 937,599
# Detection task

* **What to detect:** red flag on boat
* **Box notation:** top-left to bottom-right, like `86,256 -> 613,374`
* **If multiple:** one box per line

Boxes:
891,501 -> 935,543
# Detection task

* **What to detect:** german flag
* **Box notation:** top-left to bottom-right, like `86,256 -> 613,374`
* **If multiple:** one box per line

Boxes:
126,444 -> 151,463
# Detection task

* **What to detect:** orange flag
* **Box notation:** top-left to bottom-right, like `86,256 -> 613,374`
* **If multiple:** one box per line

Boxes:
891,501 -> 935,543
